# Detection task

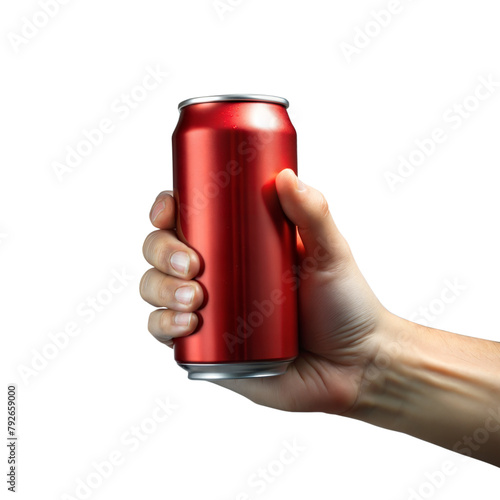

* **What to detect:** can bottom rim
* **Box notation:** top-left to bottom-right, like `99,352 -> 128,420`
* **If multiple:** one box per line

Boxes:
178,359 -> 295,380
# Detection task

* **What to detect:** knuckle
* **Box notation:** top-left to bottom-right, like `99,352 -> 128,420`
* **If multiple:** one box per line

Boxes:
316,193 -> 330,220
153,242 -> 170,269
159,310 -> 172,333
157,277 -> 171,305
139,270 -> 152,299
147,311 -> 157,334
143,230 -> 176,269
142,231 -> 159,261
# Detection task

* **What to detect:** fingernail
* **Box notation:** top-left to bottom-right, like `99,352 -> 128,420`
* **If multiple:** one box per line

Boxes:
296,177 -> 306,192
170,251 -> 190,275
174,312 -> 191,326
175,286 -> 194,305
151,201 -> 165,222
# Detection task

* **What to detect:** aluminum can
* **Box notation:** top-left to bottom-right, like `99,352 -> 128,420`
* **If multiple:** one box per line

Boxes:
172,94 -> 298,380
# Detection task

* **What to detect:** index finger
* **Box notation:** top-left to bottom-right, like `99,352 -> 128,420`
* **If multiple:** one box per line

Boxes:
150,191 -> 176,229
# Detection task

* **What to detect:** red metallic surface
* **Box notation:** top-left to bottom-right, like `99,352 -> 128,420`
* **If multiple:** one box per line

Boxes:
172,99 -> 298,364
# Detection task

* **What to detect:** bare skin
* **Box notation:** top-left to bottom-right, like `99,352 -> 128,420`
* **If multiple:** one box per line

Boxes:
140,169 -> 500,467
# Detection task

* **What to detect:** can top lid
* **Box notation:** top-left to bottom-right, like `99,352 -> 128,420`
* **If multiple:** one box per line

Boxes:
178,94 -> 289,111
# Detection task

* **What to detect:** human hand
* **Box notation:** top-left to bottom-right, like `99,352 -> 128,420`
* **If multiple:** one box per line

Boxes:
140,169 -> 390,415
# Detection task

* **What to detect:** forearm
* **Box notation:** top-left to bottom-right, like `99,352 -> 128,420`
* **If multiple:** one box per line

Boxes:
350,314 -> 500,467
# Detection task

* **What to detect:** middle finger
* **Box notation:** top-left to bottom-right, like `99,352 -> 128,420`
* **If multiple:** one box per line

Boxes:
140,268 -> 204,310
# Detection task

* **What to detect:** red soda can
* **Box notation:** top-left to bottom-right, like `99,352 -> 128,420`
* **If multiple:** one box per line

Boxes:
172,94 -> 298,379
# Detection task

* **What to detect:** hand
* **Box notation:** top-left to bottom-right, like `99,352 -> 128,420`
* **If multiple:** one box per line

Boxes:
140,169 -> 390,415
140,169 -> 500,467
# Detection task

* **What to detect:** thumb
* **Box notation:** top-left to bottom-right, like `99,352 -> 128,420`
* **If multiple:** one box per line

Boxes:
275,169 -> 351,270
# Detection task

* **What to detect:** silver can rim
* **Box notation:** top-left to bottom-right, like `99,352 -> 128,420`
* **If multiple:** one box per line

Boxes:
178,94 -> 289,111
178,359 -> 295,380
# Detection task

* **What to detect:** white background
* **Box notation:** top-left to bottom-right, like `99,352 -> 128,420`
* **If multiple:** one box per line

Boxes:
1,0 -> 500,499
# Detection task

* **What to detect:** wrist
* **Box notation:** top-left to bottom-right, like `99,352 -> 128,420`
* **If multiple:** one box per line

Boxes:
345,311 -> 413,430
347,312 -> 500,465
